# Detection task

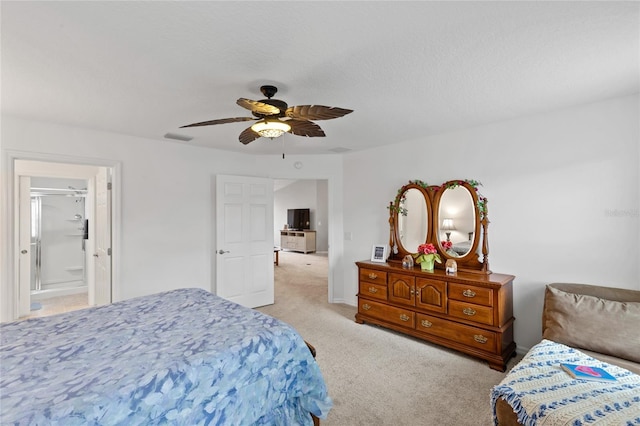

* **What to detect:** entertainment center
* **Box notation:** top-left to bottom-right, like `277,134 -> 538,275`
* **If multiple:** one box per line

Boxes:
281,208 -> 316,253
280,230 -> 316,254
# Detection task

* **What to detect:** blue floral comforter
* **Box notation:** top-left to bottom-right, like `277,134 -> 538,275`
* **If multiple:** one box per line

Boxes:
1,288 -> 332,425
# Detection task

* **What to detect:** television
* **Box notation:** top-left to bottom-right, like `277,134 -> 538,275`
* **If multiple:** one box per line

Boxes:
287,208 -> 311,231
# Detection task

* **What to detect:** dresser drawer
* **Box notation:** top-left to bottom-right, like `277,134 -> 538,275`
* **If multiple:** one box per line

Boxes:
448,300 -> 494,326
359,299 -> 415,328
449,283 -> 493,307
416,313 -> 497,352
359,282 -> 387,301
359,268 -> 387,285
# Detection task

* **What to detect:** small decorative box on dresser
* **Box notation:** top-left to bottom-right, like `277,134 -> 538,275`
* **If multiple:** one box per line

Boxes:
355,261 -> 516,371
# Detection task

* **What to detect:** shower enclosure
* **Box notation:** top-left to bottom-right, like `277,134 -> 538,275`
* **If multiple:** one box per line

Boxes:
30,178 -> 88,300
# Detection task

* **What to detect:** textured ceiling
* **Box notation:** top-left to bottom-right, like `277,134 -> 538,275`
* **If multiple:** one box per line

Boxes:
2,1 -> 638,156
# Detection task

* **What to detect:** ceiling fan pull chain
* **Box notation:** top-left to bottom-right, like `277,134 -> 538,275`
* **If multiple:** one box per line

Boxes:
282,133 -> 285,159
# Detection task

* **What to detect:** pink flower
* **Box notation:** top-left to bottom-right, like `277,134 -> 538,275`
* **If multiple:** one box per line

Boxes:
414,243 -> 443,266
442,240 -> 452,250
417,243 -> 437,255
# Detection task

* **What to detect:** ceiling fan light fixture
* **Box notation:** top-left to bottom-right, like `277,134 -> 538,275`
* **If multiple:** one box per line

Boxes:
251,120 -> 291,139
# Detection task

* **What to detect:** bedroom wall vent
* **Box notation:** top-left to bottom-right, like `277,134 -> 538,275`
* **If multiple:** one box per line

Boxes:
164,133 -> 194,142
328,147 -> 351,153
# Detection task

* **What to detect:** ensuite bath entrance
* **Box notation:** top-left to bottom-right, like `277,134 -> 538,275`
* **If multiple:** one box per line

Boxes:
29,177 -> 89,310
11,158 -> 115,321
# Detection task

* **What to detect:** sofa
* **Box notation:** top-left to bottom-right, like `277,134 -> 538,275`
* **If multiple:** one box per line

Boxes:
494,283 -> 640,426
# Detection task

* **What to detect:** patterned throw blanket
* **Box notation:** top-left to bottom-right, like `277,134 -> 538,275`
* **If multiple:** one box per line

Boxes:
491,339 -> 640,425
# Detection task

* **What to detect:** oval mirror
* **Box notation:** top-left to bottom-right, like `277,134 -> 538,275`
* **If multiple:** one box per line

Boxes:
437,185 -> 476,257
397,187 -> 429,253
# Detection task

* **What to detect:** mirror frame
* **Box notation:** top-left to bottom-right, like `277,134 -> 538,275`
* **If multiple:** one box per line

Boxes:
388,179 -> 490,274
388,181 -> 433,260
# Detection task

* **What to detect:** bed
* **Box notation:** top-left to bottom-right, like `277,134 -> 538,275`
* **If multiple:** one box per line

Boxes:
451,240 -> 472,256
0,288 -> 332,425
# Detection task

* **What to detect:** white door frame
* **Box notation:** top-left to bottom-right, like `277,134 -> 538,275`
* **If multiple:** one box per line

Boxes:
17,176 -> 32,317
1,151 -> 121,322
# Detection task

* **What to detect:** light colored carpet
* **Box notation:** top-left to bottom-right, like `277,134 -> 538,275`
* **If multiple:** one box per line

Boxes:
257,250 -> 522,426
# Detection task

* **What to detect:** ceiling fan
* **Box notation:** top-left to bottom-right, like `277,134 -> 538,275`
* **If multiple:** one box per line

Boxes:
180,85 -> 353,145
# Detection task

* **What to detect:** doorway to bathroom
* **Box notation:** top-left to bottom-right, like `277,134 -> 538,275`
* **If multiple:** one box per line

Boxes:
12,158 -> 117,320
28,177 -> 89,314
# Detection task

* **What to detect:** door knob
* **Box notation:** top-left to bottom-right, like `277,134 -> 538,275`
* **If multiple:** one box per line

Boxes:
21,250 -> 27,254
218,249 -> 230,255
93,253 -> 99,257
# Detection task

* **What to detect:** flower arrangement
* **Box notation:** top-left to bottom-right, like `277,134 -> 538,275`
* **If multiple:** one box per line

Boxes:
441,240 -> 453,251
413,243 -> 442,268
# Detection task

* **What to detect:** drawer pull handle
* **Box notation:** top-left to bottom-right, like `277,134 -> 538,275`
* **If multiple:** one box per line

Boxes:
463,307 -> 476,316
421,319 -> 432,328
368,287 -> 378,294
462,289 -> 476,298
399,314 -> 410,322
368,273 -> 378,280
362,303 -> 371,311
474,334 -> 488,344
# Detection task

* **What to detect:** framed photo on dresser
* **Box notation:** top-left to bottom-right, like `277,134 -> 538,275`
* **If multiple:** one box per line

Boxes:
370,244 -> 388,262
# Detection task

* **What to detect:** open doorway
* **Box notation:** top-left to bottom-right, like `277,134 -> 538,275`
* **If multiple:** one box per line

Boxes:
6,157 -> 118,321
273,179 -> 329,303
273,179 -> 328,253
26,177 -> 90,317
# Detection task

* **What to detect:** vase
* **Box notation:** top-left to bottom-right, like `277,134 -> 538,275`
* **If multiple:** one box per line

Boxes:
420,258 -> 435,272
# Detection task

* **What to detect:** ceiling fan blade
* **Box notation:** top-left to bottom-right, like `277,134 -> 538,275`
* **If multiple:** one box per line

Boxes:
285,105 -> 353,121
237,98 -> 281,116
239,126 -> 261,145
180,117 -> 255,128
287,119 -> 326,137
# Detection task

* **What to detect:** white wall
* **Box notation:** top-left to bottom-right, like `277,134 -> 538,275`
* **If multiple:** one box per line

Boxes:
275,180 -> 317,230
342,94 -> 639,352
1,116 -> 345,321
316,180 -> 329,251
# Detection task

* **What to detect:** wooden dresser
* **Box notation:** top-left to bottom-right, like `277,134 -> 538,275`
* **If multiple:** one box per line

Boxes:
355,260 -> 516,371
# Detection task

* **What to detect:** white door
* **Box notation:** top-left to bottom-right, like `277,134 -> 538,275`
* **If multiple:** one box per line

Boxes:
17,176 -> 32,317
93,167 -> 112,306
216,175 -> 274,308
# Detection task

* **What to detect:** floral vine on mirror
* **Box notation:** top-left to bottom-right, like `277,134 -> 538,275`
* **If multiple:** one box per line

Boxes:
441,179 -> 487,221
387,179 -> 429,216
